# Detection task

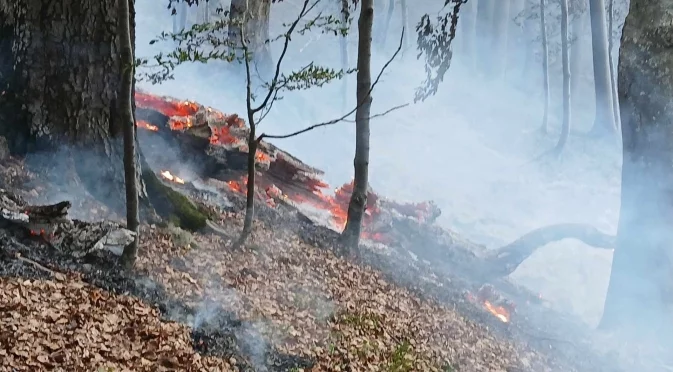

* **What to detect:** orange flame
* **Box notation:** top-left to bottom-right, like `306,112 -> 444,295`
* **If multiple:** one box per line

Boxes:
160,170 -> 185,184
483,300 -> 510,323
136,119 -> 159,132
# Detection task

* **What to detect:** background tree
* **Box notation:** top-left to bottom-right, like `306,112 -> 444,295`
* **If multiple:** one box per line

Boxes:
606,0 -> 620,128
554,0 -> 571,154
119,0 -> 141,268
600,0 -> 673,338
538,0 -> 550,133
586,0 -> 616,137
340,0 -> 374,253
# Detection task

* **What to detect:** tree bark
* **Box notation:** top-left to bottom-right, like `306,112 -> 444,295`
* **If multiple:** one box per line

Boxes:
600,0 -> 673,338
0,0 -> 133,208
341,0 -> 373,255
490,0 -> 510,79
118,0 -> 140,269
539,0 -> 550,133
554,0 -> 571,154
228,0 -> 273,76
587,0 -> 616,136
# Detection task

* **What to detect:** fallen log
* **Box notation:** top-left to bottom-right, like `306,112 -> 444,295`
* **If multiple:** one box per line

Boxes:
0,189 -> 136,258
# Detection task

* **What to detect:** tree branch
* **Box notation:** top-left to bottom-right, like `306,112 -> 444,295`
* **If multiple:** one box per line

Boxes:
483,223 -> 615,279
251,0 -> 316,114
257,28 -> 406,142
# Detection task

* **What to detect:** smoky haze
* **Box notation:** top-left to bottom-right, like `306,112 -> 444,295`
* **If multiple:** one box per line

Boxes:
135,0 -> 627,348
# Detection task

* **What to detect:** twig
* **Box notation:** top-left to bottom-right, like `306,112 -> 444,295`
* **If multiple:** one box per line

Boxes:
14,252 -> 57,276
257,28 -> 406,142
341,103 -> 409,122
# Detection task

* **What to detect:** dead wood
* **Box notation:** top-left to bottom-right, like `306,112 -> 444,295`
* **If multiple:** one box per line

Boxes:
481,223 -> 615,279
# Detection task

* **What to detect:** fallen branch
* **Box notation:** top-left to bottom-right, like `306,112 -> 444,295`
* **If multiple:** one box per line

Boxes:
482,223 -> 615,279
14,252 -> 57,276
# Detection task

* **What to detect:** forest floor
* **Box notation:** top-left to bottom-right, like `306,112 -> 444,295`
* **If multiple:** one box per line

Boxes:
0,148 -> 570,371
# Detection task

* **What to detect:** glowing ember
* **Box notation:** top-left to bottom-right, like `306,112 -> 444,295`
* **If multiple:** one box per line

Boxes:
160,170 -> 185,184
136,119 -> 158,132
483,300 -> 510,323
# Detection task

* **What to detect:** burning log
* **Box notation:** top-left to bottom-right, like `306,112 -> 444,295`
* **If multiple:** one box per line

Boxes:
0,189 -> 135,257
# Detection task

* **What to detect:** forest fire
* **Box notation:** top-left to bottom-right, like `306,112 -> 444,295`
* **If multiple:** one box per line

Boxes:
466,284 -> 515,323
160,170 -> 185,184
134,90 -> 438,243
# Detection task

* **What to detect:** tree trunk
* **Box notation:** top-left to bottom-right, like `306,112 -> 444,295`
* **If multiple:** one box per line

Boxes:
570,6 -> 586,115
399,0 -> 408,52
520,0 -> 537,83
587,0 -> 616,136
539,0 -> 550,133
228,0 -> 273,76
600,0 -> 673,338
476,0 -> 495,75
461,0 -> 479,71
507,0 -> 524,77
607,0 -> 621,129
0,0 -> 208,235
341,0 -> 373,255
0,0 -> 132,207
380,0 -> 395,48
490,0 -> 510,79
340,0 -> 350,111
554,0 -> 571,154
118,0 -> 140,269
172,0 -> 188,33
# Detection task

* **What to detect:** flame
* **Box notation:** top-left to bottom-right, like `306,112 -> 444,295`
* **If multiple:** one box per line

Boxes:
483,300 -> 510,323
136,119 -> 159,132
160,170 -> 185,184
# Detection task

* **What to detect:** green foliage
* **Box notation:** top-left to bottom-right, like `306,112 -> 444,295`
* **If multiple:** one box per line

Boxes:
388,340 -> 413,372
414,0 -> 467,102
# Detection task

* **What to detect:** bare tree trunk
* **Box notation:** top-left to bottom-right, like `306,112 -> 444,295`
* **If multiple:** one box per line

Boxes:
539,0 -> 550,133
476,0 -> 495,75
229,0 -> 273,76
587,0 -> 616,136
600,0 -> 673,338
520,0 -> 537,83
380,0 -> 395,47
461,0 -> 479,70
507,0 -> 525,78
173,0 -> 188,33
570,6 -> 586,115
340,0 -> 350,111
341,0 -> 373,255
607,0 -> 621,129
554,0 -> 571,154
399,0 -> 408,52
491,0 -> 510,79
118,0 -> 140,269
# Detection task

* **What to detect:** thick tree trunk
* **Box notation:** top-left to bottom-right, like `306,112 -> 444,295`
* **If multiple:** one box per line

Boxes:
0,0 -> 133,209
554,0 -> 571,153
600,0 -> 673,338
587,0 -> 616,136
461,0 -> 479,71
228,0 -> 273,76
539,0 -> 550,133
490,0 -> 510,79
341,0 -> 373,255
118,0 -> 140,268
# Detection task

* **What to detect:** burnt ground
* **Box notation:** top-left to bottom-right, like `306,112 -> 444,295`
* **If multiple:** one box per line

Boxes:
0,155 -> 664,372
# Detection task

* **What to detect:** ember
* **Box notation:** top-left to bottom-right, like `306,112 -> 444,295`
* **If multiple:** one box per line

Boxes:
160,170 -> 185,184
136,120 -> 158,132
465,284 -> 515,323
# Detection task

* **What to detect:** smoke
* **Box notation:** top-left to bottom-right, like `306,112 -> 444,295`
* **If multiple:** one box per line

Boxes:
131,0 -> 667,369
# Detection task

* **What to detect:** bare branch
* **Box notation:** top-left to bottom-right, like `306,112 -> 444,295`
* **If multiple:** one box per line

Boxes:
241,25 -> 254,125
340,103 -> 410,123
251,0 -> 316,114
257,28 -> 406,142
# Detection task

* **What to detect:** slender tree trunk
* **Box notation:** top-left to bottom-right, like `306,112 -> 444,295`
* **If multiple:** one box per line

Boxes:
600,0 -> 673,339
118,0 -> 140,269
554,0 -> 571,153
607,0 -> 621,129
507,0 -> 525,78
587,0 -> 616,136
570,7 -> 586,114
476,0 -> 495,75
539,0 -> 550,133
461,0 -> 479,71
520,0 -> 537,83
340,0 -> 350,111
173,0 -> 188,33
491,0 -> 510,79
341,0 -> 373,255
380,0 -> 395,48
